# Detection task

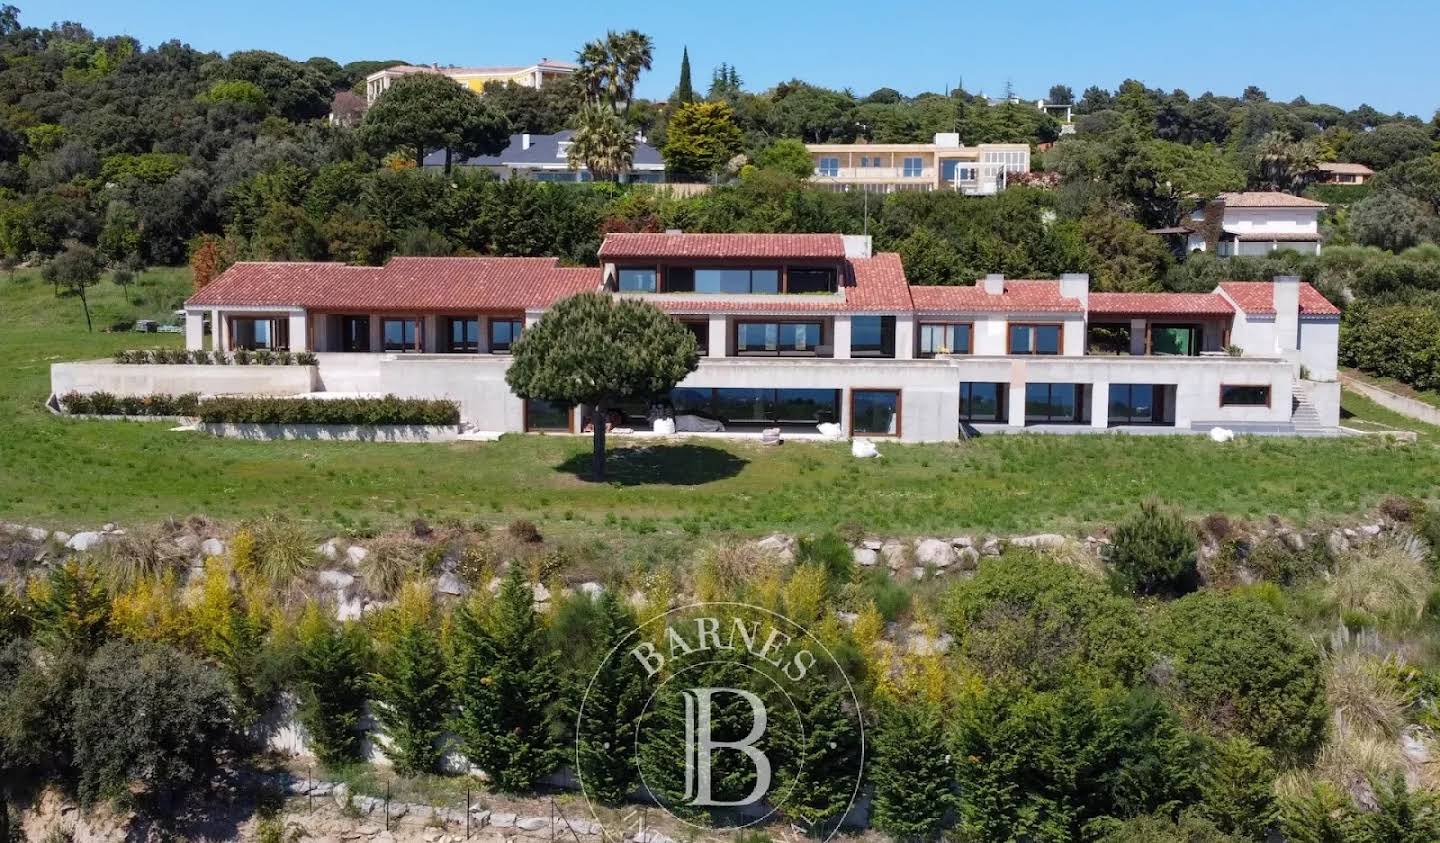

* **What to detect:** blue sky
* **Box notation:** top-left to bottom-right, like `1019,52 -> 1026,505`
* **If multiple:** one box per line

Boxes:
16,0 -> 1440,116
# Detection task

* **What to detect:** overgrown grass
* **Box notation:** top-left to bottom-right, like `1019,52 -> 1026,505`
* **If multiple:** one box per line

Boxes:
1343,367 -> 1440,410
3,270 -> 1440,541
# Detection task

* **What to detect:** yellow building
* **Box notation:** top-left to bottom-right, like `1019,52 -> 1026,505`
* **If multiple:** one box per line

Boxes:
365,59 -> 576,104
807,134 -> 1030,195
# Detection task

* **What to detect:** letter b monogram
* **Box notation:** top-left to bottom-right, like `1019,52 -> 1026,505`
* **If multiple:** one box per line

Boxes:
681,688 -> 771,807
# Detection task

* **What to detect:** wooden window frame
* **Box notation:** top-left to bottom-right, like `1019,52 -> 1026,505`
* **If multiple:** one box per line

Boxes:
523,399 -> 574,433
227,315 -> 290,352
1007,322 -> 1064,355
1023,382 -> 1090,425
958,381 -> 1006,423
850,388 -> 902,438
488,318 -> 525,354
380,317 -> 423,353
732,320 -> 826,357
917,321 -> 973,357
1219,384 -> 1272,408
340,314 -> 371,353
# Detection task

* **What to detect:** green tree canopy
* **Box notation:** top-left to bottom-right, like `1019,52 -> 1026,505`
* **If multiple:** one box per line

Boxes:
662,100 -> 745,181
360,73 -> 510,171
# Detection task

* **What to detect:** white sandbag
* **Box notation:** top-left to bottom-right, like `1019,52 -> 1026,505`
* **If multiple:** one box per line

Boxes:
675,414 -> 725,433
1208,427 -> 1235,443
816,422 -> 844,440
851,438 -> 880,458
652,417 -> 677,435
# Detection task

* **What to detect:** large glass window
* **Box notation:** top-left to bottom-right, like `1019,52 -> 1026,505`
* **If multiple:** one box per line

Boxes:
525,399 -> 571,431
959,382 -> 1006,423
735,322 -> 822,355
448,318 -> 479,353
787,267 -> 837,294
1025,383 -> 1089,424
918,323 -> 971,357
617,266 -> 657,293
230,317 -> 289,351
1109,384 -> 1159,425
1220,385 -> 1270,407
341,315 -> 370,352
852,389 -> 900,436
1087,323 -> 1131,355
817,157 -> 839,177
1009,323 -> 1062,355
694,268 -> 780,294
1151,325 -> 1199,356
382,318 -> 419,352
852,316 -> 895,358
673,388 -> 840,427
902,157 -> 923,177
681,320 -> 708,355
489,318 -> 524,352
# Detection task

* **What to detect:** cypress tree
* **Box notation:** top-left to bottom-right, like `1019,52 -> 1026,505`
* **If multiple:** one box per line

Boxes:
451,565 -> 560,791
675,47 -> 695,104
573,591 -> 649,804
772,670 -> 863,832
294,606 -> 369,767
868,697 -> 957,841
370,599 -> 449,776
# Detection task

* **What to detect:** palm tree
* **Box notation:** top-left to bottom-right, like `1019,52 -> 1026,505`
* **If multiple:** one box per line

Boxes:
576,30 -> 653,115
568,104 -> 636,182
575,39 -> 612,108
610,29 -> 654,116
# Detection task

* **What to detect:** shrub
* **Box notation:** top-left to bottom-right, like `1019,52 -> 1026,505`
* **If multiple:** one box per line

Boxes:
1151,591 -> 1327,758
941,553 -> 1146,689
868,698 -> 957,841
59,391 -> 199,417
507,519 -> 543,544
1245,535 -> 1326,585
360,536 -> 424,598
369,596 -> 448,776
1326,537 -> 1432,627
455,541 -> 497,589
245,515 -> 317,586
296,351 -> 317,365
196,395 -> 459,426
98,526 -> 188,589
294,607 -> 369,767
70,639 -> 231,806
1197,736 -> 1278,840
796,531 -> 855,590
1106,500 -> 1198,595
1378,495 -> 1422,523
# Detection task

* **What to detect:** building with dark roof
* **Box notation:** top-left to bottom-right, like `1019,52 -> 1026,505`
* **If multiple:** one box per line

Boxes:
54,233 -> 1342,441
422,131 -> 666,184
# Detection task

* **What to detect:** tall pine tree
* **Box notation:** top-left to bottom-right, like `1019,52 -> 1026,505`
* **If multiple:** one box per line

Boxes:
868,697 -> 957,841
675,47 -> 695,104
295,606 -> 369,767
370,593 -> 449,776
573,592 -> 649,804
451,565 -> 560,791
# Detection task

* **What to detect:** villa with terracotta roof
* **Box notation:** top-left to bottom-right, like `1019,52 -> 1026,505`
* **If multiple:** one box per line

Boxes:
1151,191 -> 1329,258
52,232 -> 1343,441
364,59 -> 576,105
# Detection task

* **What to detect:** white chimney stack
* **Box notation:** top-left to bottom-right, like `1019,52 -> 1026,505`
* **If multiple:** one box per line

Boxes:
1273,275 -> 1300,353
521,133 -> 531,150
1060,272 -> 1089,308
982,274 -> 1005,295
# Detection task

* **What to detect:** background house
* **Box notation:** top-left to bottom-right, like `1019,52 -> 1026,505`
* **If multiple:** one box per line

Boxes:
1313,162 -> 1375,185
364,59 -> 576,105
423,131 -> 666,183
1151,192 -> 1327,257
806,134 -> 1030,195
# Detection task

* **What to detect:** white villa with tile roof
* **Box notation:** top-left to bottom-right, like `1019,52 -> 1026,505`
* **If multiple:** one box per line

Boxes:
1182,192 -> 1328,257
52,232 -> 1342,441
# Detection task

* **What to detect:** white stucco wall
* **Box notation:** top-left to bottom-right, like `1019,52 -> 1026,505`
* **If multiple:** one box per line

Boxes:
1223,208 -> 1320,236
1297,319 -> 1340,381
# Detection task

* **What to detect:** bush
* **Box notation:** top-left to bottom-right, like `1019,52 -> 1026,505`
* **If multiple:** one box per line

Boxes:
245,515 -> 317,586
1151,591 -> 1327,758
70,639 -> 230,806
294,607 -> 369,767
98,526 -> 188,589
1106,500 -> 1198,595
360,536 -> 425,598
795,531 -> 854,590
506,519 -> 543,544
59,391 -> 199,417
110,348 -> 317,366
941,553 -> 1146,689
196,395 -> 459,426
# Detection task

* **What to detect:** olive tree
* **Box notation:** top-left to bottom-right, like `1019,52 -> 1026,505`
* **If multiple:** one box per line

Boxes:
41,242 -> 103,332
505,292 -> 699,480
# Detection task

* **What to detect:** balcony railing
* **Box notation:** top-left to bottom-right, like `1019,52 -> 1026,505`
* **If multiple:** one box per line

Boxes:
814,167 -> 935,181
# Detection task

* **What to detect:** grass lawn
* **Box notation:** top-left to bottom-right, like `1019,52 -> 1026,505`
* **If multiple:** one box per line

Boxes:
3,270 -> 1440,541
1341,367 -> 1440,409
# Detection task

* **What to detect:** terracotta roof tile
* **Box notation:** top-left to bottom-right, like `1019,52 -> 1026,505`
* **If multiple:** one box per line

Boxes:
186,258 -> 598,312
1316,162 -> 1374,175
911,280 -> 1083,313
1218,191 -> 1327,209
1088,292 -> 1235,317
1218,281 -> 1341,317
844,253 -> 913,310
598,233 -> 846,260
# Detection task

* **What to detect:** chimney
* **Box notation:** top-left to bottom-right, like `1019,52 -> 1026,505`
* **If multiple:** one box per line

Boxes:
983,274 -> 1005,295
665,228 -> 683,235
1059,272 -> 1089,308
521,133 -> 531,150
1273,275 -> 1300,353
842,235 -> 872,259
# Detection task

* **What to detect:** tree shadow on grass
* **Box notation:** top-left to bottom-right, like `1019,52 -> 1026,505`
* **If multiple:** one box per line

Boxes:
555,443 -> 749,486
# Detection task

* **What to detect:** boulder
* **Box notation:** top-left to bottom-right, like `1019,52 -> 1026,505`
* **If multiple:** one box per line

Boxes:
489,813 -> 517,829
1326,530 -> 1349,556
346,545 -> 370,564
436,572 -> 466,596
914,538 -> 955,567
950,536 -> 974,548
101,523 -> 117,532
1010,533 -> 1066,550
981,537 -> 1002,556
66,531 -> 104,552
516,817 -> 549,832
861,539 -> 883,551
910,566 -> 926,580
317,569 -> 355,590
318,539 -> 342,561
470,810 -> 491,825
1360,524 -> 1383,537
755,533 -> 795,562
200,537 -> 226,557
532,583 -> 551,604
906,632 -> 954,655
332,782 -> 350,808
1283,532 -> 1306,551
336,595 -> 364,622
880,541 -> 908,570
50,530 -> 70,545
579,581 -> 605,597
852,547 -> 878,567
174,534 -> 201,556
955,546 -> 981,570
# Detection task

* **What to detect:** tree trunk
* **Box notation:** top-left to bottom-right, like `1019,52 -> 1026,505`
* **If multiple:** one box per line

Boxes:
415,145 -> 425,170
78,286 -> 93,332
0,791 -> 9,843
444,147 -> 453,176
590,403 -> 606,481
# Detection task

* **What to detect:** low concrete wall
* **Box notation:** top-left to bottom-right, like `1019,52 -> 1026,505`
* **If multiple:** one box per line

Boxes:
1307,380 -> 1342,428
200,423 -> 461,442
52,361 -> 317,397
1340,374 -> 1440,427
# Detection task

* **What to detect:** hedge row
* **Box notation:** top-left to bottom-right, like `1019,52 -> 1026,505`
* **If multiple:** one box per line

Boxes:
59,391 -> 200,416
113,348 -> 318,366
1339,302 -> 1440,391
196,395 -> 460,426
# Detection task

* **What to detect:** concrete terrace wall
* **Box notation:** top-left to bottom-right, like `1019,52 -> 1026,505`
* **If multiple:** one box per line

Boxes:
51,361 -> 317,397
200,423 -> 461,442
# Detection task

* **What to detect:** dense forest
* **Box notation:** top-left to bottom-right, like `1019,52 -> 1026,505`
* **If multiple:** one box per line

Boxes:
2,5 -> 1440,389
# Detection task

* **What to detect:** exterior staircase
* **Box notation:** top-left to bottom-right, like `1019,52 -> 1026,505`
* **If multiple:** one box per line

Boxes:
1290,382 -> 1328,436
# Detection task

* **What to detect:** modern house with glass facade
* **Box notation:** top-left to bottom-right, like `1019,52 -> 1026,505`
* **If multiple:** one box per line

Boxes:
52,232 -> 1342,441
806,134 -> 1031,195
